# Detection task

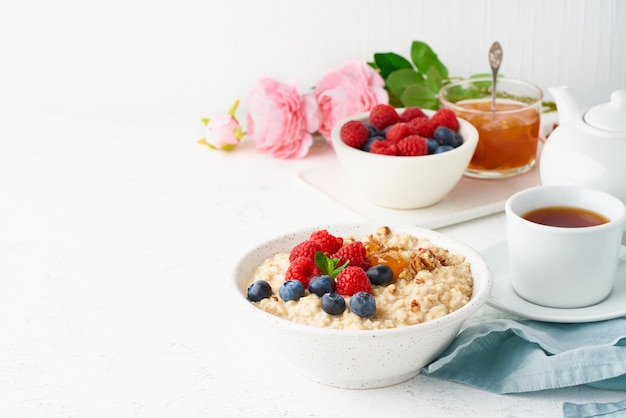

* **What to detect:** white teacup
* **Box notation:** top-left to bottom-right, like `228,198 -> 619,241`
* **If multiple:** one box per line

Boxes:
505,185 -> 626,308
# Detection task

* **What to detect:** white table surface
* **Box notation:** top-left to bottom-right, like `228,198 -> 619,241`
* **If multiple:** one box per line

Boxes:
1,112 -> 624,417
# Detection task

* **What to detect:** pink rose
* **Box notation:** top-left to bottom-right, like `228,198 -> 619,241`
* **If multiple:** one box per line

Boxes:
314,61 -> 389,142
199,100 -> 244,151
246,78 -> 320,159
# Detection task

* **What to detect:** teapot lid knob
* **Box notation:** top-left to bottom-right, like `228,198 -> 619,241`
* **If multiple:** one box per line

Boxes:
584,90 -> 626,132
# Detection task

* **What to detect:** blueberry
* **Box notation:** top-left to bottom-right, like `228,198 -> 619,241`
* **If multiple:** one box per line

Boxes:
426,138 -> 438,154
247,280 -> 272,302
450,132 -> 463,148
308,275 -> 336,297
349,291 -> 376,318
279,280 -> 305,301
361,135 -> 384,152
364,122 -> 382,138
321,292 -> 346,315
366,265 -> 394,286
434,127 -> 463,147
435,145 -> 454,154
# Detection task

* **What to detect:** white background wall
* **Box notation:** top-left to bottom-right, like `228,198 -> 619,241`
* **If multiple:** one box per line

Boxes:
1,0 -> 624,119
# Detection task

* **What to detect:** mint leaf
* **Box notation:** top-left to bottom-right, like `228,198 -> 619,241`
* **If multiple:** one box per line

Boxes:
373,52 -> 414,79
314,251 -> 348,279
314,251 -> 334,275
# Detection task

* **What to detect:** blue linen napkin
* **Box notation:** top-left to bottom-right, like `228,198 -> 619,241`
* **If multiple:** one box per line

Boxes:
563,399 -> 626,418
421,318 -> 626,397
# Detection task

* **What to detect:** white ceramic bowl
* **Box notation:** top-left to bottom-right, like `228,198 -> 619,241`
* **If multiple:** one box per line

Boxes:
231,223 -> 493,389
330,109 -> 478,209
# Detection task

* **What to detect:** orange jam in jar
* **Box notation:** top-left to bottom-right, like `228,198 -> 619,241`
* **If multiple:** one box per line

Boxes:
454,99 -> 540,174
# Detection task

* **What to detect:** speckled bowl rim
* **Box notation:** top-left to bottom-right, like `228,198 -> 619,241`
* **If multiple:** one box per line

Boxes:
232,223 -> 493,337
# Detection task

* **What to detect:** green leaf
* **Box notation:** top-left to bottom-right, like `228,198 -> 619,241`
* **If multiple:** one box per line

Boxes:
386,68 -> 423,100
542,100 -> 557,113
423,66 -> 444,95
314,251 -> 348,279
410,41 -> 448,80
442,80 -> 490,104
387,90 -> 404,108
315,251 -> 334,275
374,52 -> 414,79
401,84 -> 440,110
469,73 -> 493,79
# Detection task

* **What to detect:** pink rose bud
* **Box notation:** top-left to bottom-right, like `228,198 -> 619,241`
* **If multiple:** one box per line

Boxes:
199,100 -> 244,151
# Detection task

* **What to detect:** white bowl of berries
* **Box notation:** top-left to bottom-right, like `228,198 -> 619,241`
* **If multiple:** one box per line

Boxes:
330,104 -> 479,209
232,223 -> 492,389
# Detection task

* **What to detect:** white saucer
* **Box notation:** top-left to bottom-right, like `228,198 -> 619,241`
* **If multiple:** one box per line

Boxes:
481,241 -> 626,323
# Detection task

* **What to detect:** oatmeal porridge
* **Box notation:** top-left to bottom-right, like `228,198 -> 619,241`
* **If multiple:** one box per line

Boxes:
247,226 -> 474,330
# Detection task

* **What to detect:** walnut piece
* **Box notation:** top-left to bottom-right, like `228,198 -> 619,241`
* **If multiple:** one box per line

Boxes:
416,248 -> 440,271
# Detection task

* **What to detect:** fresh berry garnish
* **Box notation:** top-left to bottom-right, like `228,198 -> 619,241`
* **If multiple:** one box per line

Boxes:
370,139 -> 398,155
366,264 -> 394,286
333,241 -> 371,271
399,106 -> 428,122
336,266 -> 372,296
309,230 -> 343,254
409,117 -> 436,138
397,135 -> 428,156
385,122 -> 415,142
426,138 -> 439,154
349,291 -> 376,317
362,136 -> 384,152
364,122 -> 383,138
247,280 -> 272,302
369,104 -> 400,130
340,120 -> 369,149
431,108 -> 460,131
308,275 -> 336,297
321,292 -> 346,315
285,257 -> 321,288
435,145 -> 454,153
433,126 -> 463,148
279,280 -> 305,301
289,240 -> 322,262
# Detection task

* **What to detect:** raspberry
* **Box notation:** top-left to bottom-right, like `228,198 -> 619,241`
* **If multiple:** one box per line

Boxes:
336,266 -> 372,296
431,108 -> 460,131
333,241 -> 371,271
368,104 -> 399,130
340,120 -> 369,148
399,107 -> 428,123
385,123 -> 415,142
285,257 -> 321,288
309,230 -> 343,255
289,240 -> 322,262
409,117 -> 435,138
397,135 -> 428,156
370,139 -> 398,156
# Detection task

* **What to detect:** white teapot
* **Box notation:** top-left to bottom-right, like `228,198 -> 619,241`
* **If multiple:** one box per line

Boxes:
540,87 -> 626,204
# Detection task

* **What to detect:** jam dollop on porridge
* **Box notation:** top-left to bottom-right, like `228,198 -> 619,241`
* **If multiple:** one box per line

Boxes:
247,226 -> 474,330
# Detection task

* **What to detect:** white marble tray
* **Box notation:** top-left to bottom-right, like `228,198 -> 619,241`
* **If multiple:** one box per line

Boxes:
297,164 -> 541,229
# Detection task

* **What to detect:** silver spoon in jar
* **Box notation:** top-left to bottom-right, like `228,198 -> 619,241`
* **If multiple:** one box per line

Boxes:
489,41 -> 503,112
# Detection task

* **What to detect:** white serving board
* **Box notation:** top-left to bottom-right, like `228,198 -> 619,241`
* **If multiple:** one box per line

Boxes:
297,164 -> 541,229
